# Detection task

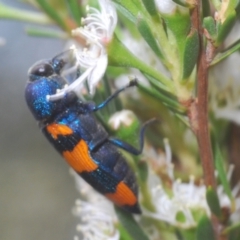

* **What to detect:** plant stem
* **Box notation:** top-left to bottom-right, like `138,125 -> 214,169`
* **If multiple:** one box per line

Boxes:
190,2 -> 226,240
196,33 -> 216,189
192,0 -> 216,190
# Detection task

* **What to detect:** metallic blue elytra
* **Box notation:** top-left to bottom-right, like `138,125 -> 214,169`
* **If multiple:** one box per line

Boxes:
25,50 -> 154,214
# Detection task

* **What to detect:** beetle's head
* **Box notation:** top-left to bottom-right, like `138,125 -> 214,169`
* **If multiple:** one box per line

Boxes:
25,50 -> 77,122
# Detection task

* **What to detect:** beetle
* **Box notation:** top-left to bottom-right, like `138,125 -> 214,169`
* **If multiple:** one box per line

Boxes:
25,51 -> 153,214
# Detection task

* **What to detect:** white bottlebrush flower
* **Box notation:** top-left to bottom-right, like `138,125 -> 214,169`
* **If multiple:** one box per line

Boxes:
144,139 -> 240,228
76,0 -> 117,45
47,0 -> 117,101
155,0 -> 178,14
108,110 -> 136,130
71,170 -> 120,240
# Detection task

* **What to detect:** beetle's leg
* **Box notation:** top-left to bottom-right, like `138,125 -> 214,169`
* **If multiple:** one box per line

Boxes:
93,79 -> 138,111
108,118 -> 156,155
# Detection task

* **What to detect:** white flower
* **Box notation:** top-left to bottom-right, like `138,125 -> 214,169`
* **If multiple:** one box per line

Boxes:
71,170 -> 119,240
144,139 -> 240,228
155,0 -> 178,14
76,0 -> 117,45
74,200 -> 119,240
47,0 -> 117,101
108,110 -> 136,130
145,175 -> 206,228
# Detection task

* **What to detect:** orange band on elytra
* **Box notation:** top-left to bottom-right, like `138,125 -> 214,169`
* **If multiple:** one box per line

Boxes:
63,140 -> 98,173
105,181 -> 137,207
46,123 -> 73,139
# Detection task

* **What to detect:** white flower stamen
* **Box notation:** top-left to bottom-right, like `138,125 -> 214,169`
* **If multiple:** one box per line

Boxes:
47,0 -> 117,101
71,170 -> 119,240
144,139 -> 240,227
108,110 -> 136,130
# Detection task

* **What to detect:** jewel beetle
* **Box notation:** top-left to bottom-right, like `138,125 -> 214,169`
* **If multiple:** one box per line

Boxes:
25,51 -> 153,214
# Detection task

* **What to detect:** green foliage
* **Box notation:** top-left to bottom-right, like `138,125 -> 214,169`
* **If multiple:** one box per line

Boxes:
66,0 -> 82,25
137,16 -> 163,59
115,207 -> 149,240
35,0 -> 69,31
203,16 -> 217,40
211,39 -> 240,66
113,0 -> 147,23
108,35 -> 174,93
141,0 -> 158,16
0,2 -> 51,24
216,11 -> 236,46
213,140 -> 233,202
182,29 -> 199,80
206,187 -> 222,218
196,216 -> 215,240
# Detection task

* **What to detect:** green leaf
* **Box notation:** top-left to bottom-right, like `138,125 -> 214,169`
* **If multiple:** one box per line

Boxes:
35,0 -> 69,31
114,3 -> 136,23
196,216 -> 215,240
229,224 -> 240,240
137,161 -> 148,182
115,206 -> 149,240
66,0 -> 82,25
112,118 -> 140,144
176,211 -> 186,223
223,222 -> 240,235
172,0 -> 189,7
178,228 -> 196,240
211,38 -> 240,66
202,0 -> 211,17
138,82 -> 186,114
137,16 -> 164,60
236,1 -> 240,16
108,35 -> 175,93
216,11 -> 236,46
213,141 -> 233,201
141,0 -> 158,16
135,157 -> 155,212
25,26 -> 68,39
46,0 -> 66,11
118,223 -> 133,240
203,16 -> 217,40
182,29 -> 199,80
113,0 -> 146,23
210,0 -> 221,10
163,12 -> 191,80
224,0 -> 239,18
206,186 -> 222,218
143,74 -> 185,113
0,3 -> 52,24
163,12 -> 190,50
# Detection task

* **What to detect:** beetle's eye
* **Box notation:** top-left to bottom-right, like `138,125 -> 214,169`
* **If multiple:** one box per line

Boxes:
29,63 -> 54,80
